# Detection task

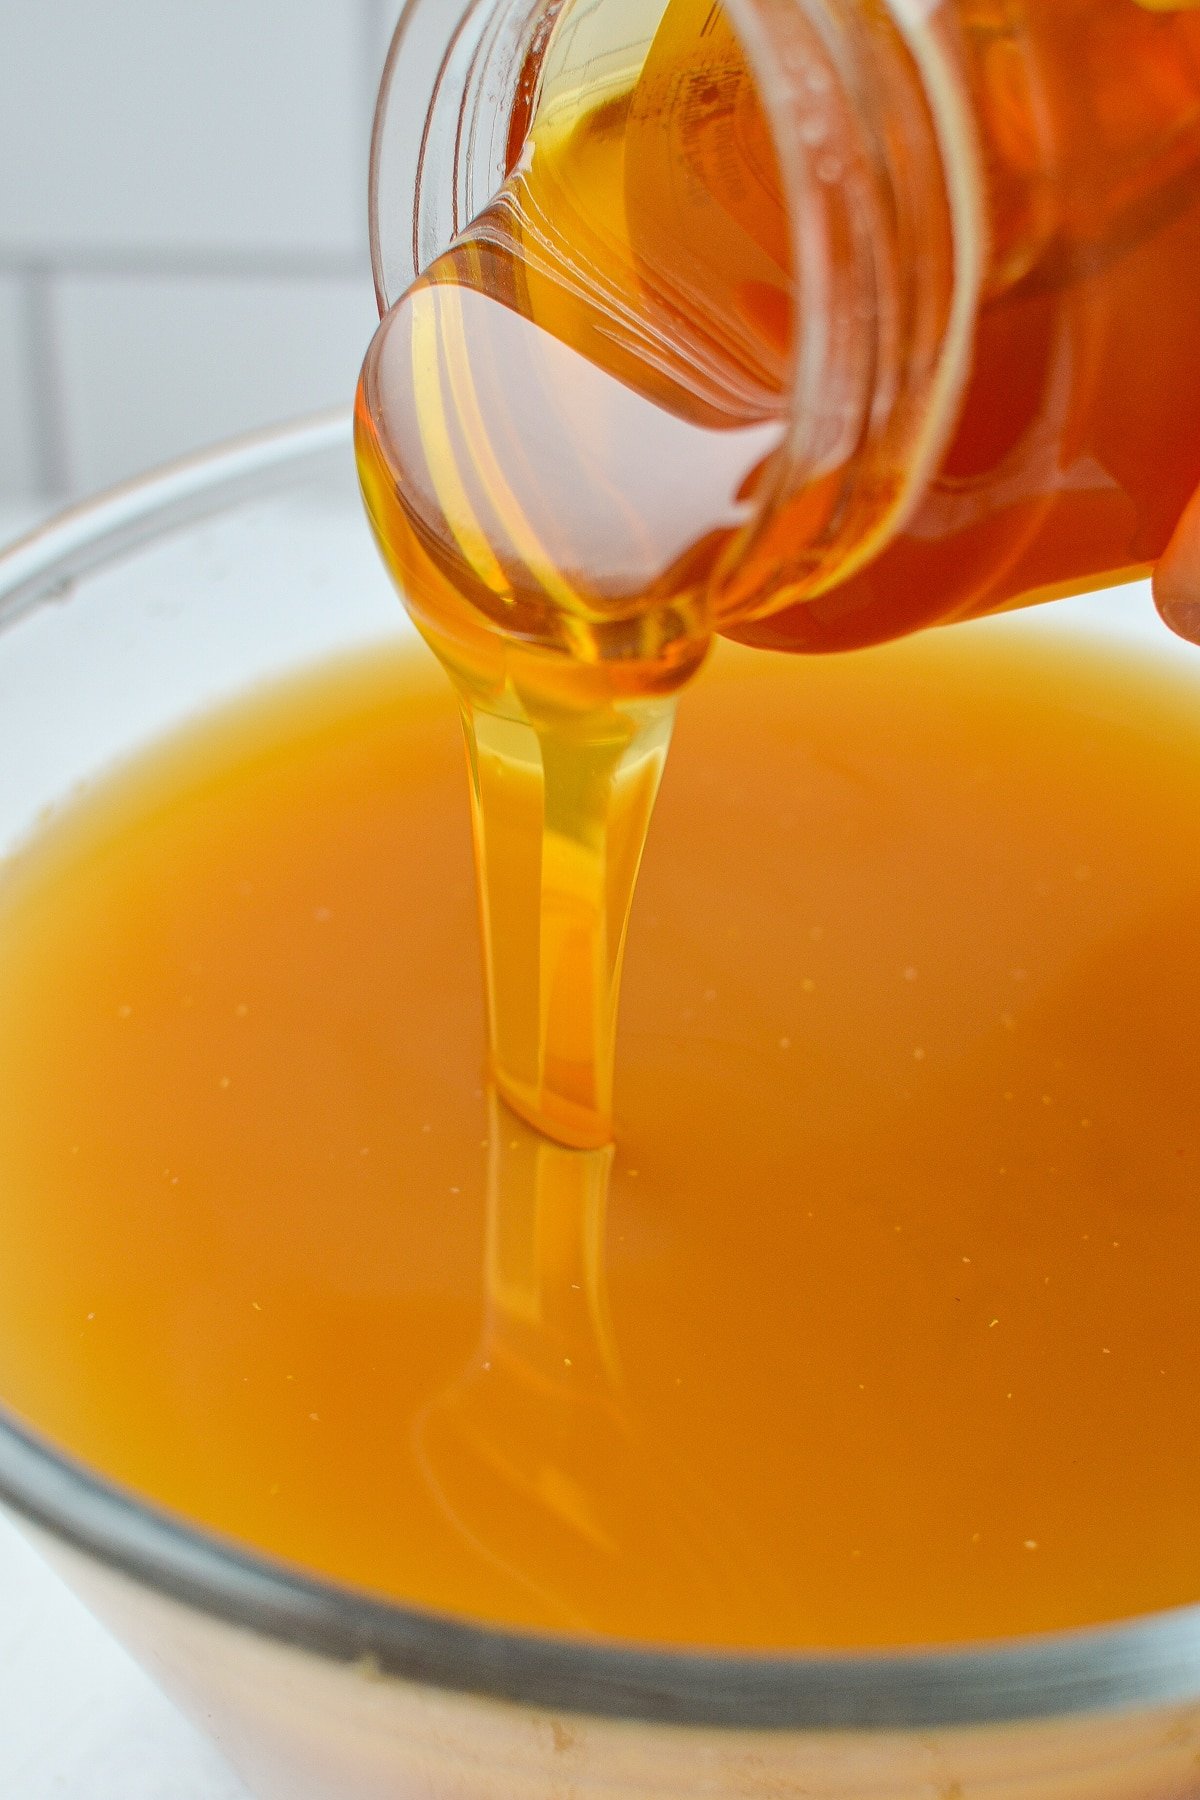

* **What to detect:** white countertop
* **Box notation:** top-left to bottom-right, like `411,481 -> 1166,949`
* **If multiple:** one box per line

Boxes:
0,499 -> 252,1798
0,1511 -> 250,1798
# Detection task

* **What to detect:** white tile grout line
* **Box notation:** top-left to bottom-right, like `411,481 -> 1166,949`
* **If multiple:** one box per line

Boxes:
20,268 -> 71,498
0,247 -> 370,284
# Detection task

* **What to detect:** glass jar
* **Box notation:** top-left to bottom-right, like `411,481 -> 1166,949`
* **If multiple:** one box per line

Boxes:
367,0 -> 1200,657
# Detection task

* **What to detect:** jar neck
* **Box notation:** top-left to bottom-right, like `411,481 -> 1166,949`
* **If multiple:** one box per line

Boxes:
371,0 -> 984,633
370,0 -> 553,309
709,0 -> 984,622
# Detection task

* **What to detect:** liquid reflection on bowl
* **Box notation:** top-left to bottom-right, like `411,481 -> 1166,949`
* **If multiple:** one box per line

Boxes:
0,416 -> 1199,1800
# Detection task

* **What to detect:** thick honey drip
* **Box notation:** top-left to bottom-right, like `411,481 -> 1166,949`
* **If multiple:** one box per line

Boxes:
359,0 -> 1200,1140
456,686 -> 675,1146
2,629 -> 1200,1645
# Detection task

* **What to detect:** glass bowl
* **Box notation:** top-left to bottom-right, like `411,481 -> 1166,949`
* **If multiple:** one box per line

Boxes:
1,415 -> 1199,1800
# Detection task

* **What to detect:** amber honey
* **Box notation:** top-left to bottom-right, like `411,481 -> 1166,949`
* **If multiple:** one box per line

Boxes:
0,623 -> 1198,1648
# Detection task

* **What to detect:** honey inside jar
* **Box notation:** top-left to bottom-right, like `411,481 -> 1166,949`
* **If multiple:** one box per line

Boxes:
0,619 -> 1198,1648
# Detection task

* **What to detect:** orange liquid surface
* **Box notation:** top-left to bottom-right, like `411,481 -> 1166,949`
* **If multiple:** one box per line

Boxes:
0,622 -> 1198,1649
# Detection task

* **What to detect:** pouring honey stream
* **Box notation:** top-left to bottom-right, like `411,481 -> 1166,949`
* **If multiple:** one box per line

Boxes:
358,0 -> 1200,1150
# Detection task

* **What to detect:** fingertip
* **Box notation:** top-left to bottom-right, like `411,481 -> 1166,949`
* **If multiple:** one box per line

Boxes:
1154,487 -> 1200,647
1155,589 -> 1200,646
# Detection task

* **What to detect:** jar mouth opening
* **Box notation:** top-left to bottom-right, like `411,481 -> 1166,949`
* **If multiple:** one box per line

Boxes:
369,0 -> 551,310
370,0 -> 984,632
368,0 -> 811,364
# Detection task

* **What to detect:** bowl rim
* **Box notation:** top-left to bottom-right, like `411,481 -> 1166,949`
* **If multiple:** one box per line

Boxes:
1,413 -> 1199,1734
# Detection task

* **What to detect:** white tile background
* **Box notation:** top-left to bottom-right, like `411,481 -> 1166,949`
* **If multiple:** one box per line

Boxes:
0,0 -> 400,499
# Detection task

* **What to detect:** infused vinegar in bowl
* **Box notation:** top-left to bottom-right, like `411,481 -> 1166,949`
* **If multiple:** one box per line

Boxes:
1,422 -> 1200,1800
